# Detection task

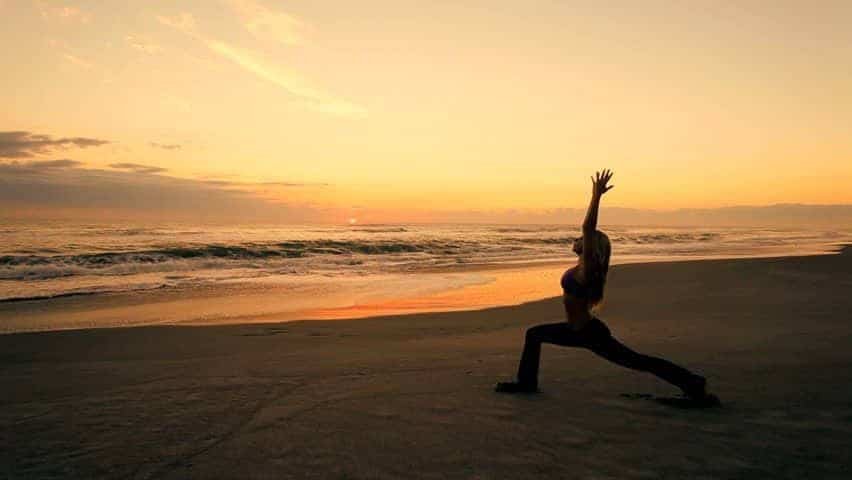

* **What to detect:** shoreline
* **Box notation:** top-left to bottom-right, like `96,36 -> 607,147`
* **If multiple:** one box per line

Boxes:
1,245 -> 848,335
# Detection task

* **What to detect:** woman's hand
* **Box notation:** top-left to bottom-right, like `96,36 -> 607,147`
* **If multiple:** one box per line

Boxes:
582,169 -> 612,232
591,169 -> 614,197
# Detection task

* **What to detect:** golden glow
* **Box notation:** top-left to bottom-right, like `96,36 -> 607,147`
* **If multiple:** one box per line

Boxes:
2,0 -> 852,222
300,265 -> 565,320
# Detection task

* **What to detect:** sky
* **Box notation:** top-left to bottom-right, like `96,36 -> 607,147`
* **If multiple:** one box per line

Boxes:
1,0 -> 851,224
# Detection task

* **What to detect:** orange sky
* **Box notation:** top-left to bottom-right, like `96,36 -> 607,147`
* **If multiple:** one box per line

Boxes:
1,0 -> 851,222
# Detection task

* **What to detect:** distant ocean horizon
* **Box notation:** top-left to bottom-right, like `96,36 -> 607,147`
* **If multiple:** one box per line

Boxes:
2,222 -> 850,303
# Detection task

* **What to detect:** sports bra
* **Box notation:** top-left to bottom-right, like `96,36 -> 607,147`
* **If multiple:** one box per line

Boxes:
561,266 -> 592,298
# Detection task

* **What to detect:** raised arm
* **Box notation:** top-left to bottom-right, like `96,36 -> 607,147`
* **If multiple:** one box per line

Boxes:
581,169 -> 614,271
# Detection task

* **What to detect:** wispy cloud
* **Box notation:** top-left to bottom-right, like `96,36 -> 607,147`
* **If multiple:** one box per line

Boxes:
157,12 -> 366,118
26,158 -> 81,168
109,162 -> 168,174
35,1 -> 90,23
149,142 -> 181,150
125,34 -> 162,54
262,181 -> 330,187
45,39 -> 100,74
224,0 -> 309,46
0,131 -> 109,158
0,159 -> 82,173
200,178 -> 329,188
206,40 -> 367,117
62,52 -> 93,69
156,12 -> 197,35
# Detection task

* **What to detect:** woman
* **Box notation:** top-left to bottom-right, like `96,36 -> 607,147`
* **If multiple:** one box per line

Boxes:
496,170 -> 718,405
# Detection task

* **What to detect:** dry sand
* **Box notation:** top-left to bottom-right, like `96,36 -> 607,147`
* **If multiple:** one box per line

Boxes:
2,248 -> 852,479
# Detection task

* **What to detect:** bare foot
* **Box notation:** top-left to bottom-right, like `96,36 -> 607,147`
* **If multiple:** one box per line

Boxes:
494,381 -> 539,394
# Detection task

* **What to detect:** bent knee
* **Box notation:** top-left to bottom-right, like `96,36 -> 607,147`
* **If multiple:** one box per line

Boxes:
525,325 -> 545,341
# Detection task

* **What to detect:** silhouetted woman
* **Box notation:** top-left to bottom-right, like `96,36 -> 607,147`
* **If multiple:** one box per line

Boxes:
496,170 -> 718,405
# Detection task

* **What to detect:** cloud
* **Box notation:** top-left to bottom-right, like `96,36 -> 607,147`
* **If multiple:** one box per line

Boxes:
25,159 -> 82,168
157,13 -> 366,117
0,160 -> 329,222
45,39 -> 99,73
125,34 -> 162,54
109,162 -> 168,174
200,178 -> 329,188
224,0 -> 309,46
4,157 -> 849,226
0,131 -> 109,158
149,142 -> 181,150
261,181 -> 330,187
156,12 -> 198,36
62,53 -> 93,69
0,159 -> 82,174
200,179 -> 235,187
35,2 -> 90,23
206,40 -> 367,117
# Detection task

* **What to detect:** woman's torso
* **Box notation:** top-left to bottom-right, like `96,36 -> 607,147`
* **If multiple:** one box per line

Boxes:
561,266 -> 595,330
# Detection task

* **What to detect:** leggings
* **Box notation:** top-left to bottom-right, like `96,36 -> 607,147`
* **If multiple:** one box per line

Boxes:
517,319 -> 703,391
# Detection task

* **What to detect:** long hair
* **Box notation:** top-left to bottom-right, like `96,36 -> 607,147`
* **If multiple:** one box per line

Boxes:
587,230 -> 611,307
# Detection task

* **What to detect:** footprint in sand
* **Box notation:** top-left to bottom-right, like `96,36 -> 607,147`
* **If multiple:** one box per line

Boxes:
240,328 -> 290,337
620,392 -> 722,409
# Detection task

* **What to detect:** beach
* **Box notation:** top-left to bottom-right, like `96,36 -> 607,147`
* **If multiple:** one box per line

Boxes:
2,249 -> 852,479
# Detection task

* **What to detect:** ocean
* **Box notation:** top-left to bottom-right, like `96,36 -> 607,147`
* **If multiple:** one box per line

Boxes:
2,222 -> 850,303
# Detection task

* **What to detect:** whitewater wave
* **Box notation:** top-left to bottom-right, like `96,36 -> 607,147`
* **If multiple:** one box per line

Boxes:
1,224 -> 848,301
0,240 -> 484,280
0,230 -> 804,281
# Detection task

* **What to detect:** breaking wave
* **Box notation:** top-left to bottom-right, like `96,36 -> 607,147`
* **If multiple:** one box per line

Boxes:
1,223 -> 848,300
0,240 -> 482,281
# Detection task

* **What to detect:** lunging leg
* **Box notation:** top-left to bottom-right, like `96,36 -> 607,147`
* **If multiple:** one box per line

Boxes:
589,334 -> 706,397
496,322 -> 582,393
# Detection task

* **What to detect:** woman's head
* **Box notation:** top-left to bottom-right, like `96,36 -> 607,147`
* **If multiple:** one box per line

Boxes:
573,230 -> 611,305
573,230 -> 611,264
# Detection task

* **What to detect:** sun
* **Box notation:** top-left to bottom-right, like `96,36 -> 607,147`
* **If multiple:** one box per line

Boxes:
348,218 -> 358,225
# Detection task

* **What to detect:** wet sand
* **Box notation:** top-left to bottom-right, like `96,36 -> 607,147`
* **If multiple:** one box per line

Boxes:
0,263 -> 568,334
2,248 -> 852,479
